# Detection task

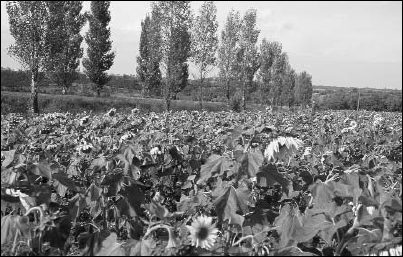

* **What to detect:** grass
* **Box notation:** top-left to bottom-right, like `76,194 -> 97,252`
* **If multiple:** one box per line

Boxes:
1,91 -> 231,114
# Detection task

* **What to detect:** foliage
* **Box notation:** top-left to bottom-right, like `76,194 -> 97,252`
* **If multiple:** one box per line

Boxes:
218,9 -> 242,104
1,108 -> 401,256
295,71 -> 313,107
136,10 -> 162,98
190,1 -> 219,109
43,1 -> 85,95
152,1 -> 192,110
6,1 -> 49,114
83,1 -> 116,97
259,40 -> 283,106
236,9 -> 261,111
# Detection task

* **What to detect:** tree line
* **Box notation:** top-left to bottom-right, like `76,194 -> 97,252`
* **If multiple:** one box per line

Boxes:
314,88 -> 402,112
6,1 -> 114,114
136,1 -> 314,111
2,66 -> 401,112
6,1 -> 313,113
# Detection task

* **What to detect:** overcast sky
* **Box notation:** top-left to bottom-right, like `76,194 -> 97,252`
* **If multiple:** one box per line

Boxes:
1,1 -> 402,89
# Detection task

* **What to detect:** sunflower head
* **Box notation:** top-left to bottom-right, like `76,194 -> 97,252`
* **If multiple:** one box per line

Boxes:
186,215 -> 218,250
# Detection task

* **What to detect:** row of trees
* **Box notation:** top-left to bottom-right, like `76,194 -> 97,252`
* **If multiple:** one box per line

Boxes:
2,66 -> 401,112
6,1 -> 115,114
136,1 -> 314,110
6,1 -> 313,113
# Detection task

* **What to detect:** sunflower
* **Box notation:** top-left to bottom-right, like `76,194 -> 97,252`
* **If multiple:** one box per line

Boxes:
264,136 -> 303,163
186,215 -> 218,250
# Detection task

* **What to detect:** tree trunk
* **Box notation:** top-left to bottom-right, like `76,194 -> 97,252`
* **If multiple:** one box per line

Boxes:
30,72 -> 39,114
166,98 -> 171,111
199,71 -> 203,110
226,79 -> 230,107
165,79 -> 171,111
97,87 -> 101,97
242,81 -> 246,111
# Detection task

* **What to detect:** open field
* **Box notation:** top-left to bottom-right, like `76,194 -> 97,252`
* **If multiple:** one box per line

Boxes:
1,91 -> 232,114
1,108 -> 401,256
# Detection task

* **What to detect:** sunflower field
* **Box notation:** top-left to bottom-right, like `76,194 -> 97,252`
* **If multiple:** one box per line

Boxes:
1,109 -> 402,256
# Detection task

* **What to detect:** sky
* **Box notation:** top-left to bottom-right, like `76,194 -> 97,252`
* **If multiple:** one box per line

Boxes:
1,1 -> 402,90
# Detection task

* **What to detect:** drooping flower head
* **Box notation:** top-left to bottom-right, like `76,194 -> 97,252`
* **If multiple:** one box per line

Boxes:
187,215 -> 218,250
264,136 -> 304,163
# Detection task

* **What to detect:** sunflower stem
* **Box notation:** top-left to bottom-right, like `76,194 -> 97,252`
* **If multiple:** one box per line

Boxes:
231,226 -> 279,247
143,224 -> 173,241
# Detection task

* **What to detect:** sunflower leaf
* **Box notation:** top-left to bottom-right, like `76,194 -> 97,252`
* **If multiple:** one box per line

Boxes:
214,186 -> 248,227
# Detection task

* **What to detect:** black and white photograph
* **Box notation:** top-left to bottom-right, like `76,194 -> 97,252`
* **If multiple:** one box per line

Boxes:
1,1 -> 402,256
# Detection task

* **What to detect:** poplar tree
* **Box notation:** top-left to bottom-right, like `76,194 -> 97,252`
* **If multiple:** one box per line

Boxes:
6,1 -> 49,114
280,65 -> 296,108
83,1 -> 115,97
270,52 -> 288,106
44,1 -> 85,94
218,10 -> 241,105
136,8 -> 162,97
295,71 -> 313,107
259,39 -> 282,105
190,1 -> 218,109
152,1 -> 192,110
237,9 -> 260,110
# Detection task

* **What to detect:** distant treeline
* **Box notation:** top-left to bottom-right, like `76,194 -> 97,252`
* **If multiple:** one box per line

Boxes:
313,87 -> 402,112
0,67 -> 142,96
1,67 -> 401,112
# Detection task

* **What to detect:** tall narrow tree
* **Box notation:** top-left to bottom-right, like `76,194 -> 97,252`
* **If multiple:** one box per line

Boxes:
237,9 -> 260,111
280,64 -> 296,108
152,1 -> 192,111
137,15 -> 152,97
259,39 -> 282,105
6,1 -> 49,114
270,52 -> 288,106
294,71 -> 313,107
218,10 -> 241,105
170,25 -> 191,100
190,1 -> 218,109
44,1 -> 85,94
83,1 -> 115,97
136,9 -> 162,97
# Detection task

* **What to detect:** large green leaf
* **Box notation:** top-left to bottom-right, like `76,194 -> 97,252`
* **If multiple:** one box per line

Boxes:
177,191 -> 212,215
78,230 -> 111,256
127,238 -> 156,256
224,127 -> 243,149
238,151 -> 264,178
271,246 -> 316,256
145,199 -> 183,219
95,233 -> 125,256
52,171 -> 81,196
119,183 -> 145,217
1,150 -> 16,169
196,155 -> 233,185
1,215 -> 16,245
256,164 -> 289,191
1,215 -> 30,245
29,162 -> 52,179
274,204 -> 320,248
214,186 -> 248,228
